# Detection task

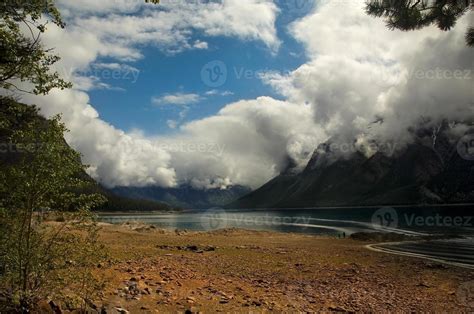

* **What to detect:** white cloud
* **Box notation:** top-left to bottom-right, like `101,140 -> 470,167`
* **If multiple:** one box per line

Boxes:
20,89 -> 177,188
6,0 -> 280,188
205,90 -> 234,96
7,0 -> 283,189
57,0 -> 281,56
167,120 -> 179,129
193,40 -> 209,50
156,97 -> 325,188
152,93 -> 201,106
264,0 -> 473,153
7,0 -> 472,191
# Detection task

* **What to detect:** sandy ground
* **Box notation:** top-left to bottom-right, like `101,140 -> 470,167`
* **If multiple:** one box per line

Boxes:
72,223 -> 474,313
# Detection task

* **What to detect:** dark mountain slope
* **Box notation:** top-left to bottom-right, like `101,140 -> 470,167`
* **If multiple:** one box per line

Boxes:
0,97 -> 174,212
230,127 -> 474,209
112,184 -> 251,209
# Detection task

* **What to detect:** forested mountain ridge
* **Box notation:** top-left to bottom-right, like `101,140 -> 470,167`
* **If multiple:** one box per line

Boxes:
0,97 -> 176,212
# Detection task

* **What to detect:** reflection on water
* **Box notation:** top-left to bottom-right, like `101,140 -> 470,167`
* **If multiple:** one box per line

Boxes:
98,206 -> 474,237
98,206 -> 474,267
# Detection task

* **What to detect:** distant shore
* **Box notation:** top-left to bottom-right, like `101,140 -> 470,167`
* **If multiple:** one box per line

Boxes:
95,202 -> 474,214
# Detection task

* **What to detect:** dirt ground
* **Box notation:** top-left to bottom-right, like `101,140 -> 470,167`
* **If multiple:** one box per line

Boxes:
75,223 -> 474,312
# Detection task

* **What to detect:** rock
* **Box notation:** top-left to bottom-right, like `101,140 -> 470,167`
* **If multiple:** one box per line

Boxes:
417,281 -> 431,288
187,245 -> 199,251
115,307 -> 129,314
37,301 -> 54,313
85,299 -> 98,310
328,304 -> 348,312
49,300 -> 62,314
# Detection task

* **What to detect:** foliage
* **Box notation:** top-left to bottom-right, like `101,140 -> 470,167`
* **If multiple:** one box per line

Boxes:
0,98 -> 107,311
0,0 -> 72,94
98,193 -> 175,212
366,0 -> 473,46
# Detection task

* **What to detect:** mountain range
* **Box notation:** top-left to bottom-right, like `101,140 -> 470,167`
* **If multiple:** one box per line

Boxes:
111,184 -> 251,209
229,123 -> 474,208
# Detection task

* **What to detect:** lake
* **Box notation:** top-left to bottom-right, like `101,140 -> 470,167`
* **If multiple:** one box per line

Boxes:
98,205 -> 474,267
98,205 -> 474,236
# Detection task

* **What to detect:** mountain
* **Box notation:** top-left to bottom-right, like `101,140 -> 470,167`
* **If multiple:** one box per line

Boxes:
230,124 -> 474,208
0,97 -> 174,213
111,184 -> 251,209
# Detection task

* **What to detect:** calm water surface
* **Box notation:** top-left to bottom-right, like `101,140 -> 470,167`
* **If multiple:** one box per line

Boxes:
98,206 -> 474,236
98,206 -> 474,267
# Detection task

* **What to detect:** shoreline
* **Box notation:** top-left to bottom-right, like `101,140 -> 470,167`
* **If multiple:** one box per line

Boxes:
367,242 -> 474,270
78,223 -> 474,312
94,203 -> 474,215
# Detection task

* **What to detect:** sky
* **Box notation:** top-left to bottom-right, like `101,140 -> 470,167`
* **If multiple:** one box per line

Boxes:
65,0 -> 311,136
12,0 -> 474,189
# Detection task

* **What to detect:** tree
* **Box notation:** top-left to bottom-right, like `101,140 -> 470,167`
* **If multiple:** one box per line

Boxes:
366,0 -> 473,46
0,0 -> 162,95
0,0 -> 72,94
0,98 -> 107,311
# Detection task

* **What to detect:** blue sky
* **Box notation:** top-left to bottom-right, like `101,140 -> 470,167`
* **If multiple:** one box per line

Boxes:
21,0 -> 471,189
87,2 -> 313,135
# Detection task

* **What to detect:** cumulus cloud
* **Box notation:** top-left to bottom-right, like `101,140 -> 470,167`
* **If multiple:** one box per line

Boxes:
20,89 -> 177,188
57,0 -> 281,56
264,0 -> 473,154
155,97 -> 324,189
152,93 -> 202,106
6,0 -> 284,188
6,0 -> 472,191
206,90 -> 234,96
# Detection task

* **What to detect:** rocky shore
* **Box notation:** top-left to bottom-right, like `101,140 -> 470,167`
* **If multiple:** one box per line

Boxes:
39,223 -> 474,313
